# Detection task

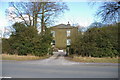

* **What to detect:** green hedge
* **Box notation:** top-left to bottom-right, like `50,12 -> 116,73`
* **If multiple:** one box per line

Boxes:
70,23 -> 119,57
2,22 -> 53,56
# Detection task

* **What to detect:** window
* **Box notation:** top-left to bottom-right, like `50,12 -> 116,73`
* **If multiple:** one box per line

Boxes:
51,40 -> 55,45
67,39 -> 71,45
51,31 -> 55,37
52,40 -> 55,45
67,30 -> 70,37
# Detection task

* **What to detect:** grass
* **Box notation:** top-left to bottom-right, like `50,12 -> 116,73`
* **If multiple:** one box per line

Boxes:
66,55 -> 119,63
1,54 -> 50,61
1,54 -> 119,63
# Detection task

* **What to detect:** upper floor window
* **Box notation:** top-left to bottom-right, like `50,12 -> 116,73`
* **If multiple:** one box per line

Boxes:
51,31 -> 55,37
67,30 -> 70,37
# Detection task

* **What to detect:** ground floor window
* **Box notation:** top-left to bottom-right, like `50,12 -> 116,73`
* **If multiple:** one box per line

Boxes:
52,40 -> 55,45
67,39 -> 71,46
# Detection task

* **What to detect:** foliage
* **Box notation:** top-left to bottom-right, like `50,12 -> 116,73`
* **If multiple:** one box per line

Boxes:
2,22 -> 52,56
70,23 -> 119,58
2,38 -> 11,54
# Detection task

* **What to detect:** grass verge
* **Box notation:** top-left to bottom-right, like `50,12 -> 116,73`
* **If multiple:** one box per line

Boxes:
1,54 -> 50,61
65,55 -> 119,63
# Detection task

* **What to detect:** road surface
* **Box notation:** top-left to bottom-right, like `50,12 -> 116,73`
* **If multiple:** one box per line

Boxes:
1,52 -> 119,78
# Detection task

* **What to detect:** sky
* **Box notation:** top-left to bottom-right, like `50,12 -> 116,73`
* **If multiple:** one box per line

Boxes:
56,2 -> 102,26
0,2 -> 9,31
0,1 -> 102,34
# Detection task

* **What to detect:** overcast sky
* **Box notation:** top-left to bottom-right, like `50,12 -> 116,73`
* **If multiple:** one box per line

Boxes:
0,1 -> 103,33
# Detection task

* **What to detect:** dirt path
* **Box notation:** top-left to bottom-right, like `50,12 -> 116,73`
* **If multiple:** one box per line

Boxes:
21,52 -> 79,65
19,52 -> 118,66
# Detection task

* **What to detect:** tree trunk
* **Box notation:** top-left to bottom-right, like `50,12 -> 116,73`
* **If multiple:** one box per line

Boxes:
34,14 -> 38,28
41,3 -> 45,34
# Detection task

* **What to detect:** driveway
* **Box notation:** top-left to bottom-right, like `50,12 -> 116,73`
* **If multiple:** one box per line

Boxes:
1,52 -> 119,78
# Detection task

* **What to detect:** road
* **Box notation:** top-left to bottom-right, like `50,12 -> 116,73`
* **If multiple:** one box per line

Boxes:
1,52 -> 119,78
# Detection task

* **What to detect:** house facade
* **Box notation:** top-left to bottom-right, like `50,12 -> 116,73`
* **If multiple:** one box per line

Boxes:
50,23 -> 78,51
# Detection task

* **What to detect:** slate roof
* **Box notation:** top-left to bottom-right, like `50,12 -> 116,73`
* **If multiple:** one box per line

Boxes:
51,24 -> 76,29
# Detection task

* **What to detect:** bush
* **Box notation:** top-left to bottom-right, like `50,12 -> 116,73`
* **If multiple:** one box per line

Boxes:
2,22 -> 52,56
70,23 -> 119,58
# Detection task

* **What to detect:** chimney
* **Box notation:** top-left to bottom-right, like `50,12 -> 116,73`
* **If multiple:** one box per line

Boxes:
67,21 -> 70,26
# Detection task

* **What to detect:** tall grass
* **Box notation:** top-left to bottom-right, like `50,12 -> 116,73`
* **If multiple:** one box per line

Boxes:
2,54 -> 50,61
66,56 -> 119,63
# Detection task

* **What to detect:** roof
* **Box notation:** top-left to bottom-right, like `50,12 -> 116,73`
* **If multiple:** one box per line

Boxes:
50,24 -> 76,29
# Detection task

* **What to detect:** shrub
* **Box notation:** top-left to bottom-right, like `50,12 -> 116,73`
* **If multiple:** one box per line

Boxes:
70,23 -> 119,57
2,22 -> 52,56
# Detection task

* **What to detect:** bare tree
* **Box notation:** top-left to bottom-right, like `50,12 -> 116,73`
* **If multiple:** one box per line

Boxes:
39,2 -> 68,33
6,2 -> 68,33
88,22 -> 104,28
96,1 -> 120,24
